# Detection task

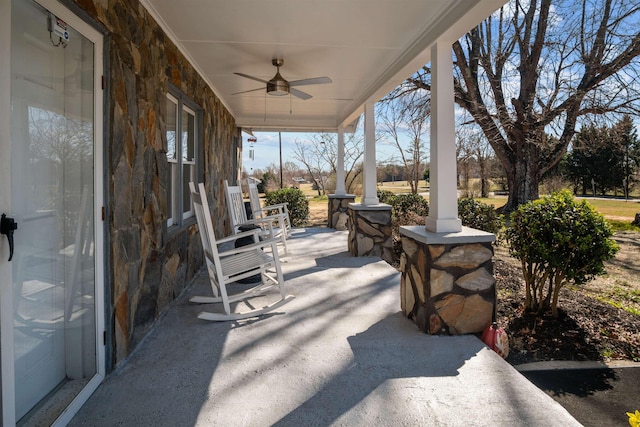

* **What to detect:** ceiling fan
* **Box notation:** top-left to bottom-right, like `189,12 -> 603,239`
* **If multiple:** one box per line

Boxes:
233,58 -> 332,100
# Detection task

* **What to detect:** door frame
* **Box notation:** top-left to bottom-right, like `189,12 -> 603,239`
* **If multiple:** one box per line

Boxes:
0,0 -> 105,424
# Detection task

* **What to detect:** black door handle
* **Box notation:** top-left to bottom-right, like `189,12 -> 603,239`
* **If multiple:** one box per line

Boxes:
1,214 -> 18,261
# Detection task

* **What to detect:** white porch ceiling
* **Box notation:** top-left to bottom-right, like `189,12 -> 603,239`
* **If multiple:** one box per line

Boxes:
141,0 -> 507,132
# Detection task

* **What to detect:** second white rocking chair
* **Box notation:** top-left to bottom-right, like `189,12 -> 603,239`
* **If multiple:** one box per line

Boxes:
189,182 -> 294,321
246,179 -> 292,237
224,180 -> 288,255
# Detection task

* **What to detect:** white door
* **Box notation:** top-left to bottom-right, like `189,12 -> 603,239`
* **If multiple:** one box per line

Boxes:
0,0 -> 104,424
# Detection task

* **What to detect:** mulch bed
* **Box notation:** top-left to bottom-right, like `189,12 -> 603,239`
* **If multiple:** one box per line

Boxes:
494,256 -> 640,365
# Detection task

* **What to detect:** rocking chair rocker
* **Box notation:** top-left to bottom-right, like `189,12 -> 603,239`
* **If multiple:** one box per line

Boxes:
189,182 -> 294,321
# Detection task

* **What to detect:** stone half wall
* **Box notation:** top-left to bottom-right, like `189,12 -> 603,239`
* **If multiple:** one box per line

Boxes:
72,0 -> 238,364
347,204 -> 394,264
328,194 -> 355,230
399,226 -> 496,335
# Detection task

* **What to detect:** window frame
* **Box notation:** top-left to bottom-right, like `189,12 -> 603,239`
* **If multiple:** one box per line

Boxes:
165,85 -> 202,228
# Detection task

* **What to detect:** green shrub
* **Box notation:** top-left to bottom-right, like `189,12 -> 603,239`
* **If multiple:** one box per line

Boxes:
384,193 -> 429,242
390,193 -> 429,218
458,198 -> 503,234
505,190 -> 619,317
377,189 -> 396,204
265,187 -> 309,226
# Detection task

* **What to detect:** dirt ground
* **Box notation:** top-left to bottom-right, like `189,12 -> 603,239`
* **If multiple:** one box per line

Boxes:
306,201 -> 640,365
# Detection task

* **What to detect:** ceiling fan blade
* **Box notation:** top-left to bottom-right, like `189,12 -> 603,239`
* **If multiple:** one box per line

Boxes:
234,72 -> 269,84
289,77 -> 332,87
232,87 -> 264,95
290,88 -> 312,100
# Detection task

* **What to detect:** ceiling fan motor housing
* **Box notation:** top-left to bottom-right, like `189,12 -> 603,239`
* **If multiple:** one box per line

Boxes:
267,59 -> 289,95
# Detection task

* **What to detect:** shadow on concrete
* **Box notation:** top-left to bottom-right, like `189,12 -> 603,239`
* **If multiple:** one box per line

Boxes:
272,312 -> 476,426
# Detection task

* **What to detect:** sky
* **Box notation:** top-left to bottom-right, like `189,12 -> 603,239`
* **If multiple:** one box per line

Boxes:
241,130 -> 401,174
242,132 -> 303,173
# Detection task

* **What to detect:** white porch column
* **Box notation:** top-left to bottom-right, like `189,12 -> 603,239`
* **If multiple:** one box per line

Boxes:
361,102 -> 379,205
335,126 -> 346,195
425,40 -> 462,233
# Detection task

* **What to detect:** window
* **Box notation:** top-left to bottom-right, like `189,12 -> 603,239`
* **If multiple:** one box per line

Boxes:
165,88 -> 201,227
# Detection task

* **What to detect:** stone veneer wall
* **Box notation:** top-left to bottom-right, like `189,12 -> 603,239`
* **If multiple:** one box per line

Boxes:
347,204 -> 394,264
328,195 -> 355,230
71,0 -> 238,365
400,227 -> 496,335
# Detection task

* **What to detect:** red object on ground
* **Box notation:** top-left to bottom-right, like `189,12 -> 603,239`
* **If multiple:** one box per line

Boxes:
482,322 -> 510,359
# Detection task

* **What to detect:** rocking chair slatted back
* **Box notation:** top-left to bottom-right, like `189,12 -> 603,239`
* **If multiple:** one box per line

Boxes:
224,180 -> 249,232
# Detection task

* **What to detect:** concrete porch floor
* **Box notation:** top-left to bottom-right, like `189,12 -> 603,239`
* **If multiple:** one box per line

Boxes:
69,228 -> 580,426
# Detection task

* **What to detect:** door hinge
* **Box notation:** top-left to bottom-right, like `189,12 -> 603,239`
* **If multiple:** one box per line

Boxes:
101,75 -> 105,90
102,206 -> 105,221
103,330 -> 107,346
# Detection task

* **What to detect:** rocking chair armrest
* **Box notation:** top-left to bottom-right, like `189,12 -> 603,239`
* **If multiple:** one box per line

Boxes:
243,216 -> 278,227
218,237 -> 281,257
216,229 -> 261,245
253,209 -> 286,222
260,203 -> 288,213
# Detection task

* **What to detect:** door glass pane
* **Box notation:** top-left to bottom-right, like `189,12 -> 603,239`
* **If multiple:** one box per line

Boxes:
11,0 -> 96,421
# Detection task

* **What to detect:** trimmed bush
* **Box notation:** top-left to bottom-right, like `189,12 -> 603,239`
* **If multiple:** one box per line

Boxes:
505,191 -> 619,317
376,189 -> 396,205
265,187 -> 309,227
390,193 -> 429,218
384,193 -> 429,243
458,198 -> 503,234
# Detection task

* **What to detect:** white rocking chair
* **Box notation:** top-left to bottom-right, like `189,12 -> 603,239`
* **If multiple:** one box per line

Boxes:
189,182 -> 294,321
246,179 -> 292,237
224,180 -> 288,255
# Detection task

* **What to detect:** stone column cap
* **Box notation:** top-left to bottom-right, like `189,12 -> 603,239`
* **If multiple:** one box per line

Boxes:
348,202 -> 391,211
400,225 -> 495,244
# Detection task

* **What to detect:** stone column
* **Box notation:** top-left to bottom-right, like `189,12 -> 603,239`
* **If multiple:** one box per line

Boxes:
328,194 -> 355,230
399,226 -> 496,335
347,203 -> 393,264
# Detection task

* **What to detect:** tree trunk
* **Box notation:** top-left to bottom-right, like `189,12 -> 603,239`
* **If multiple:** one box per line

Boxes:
479,156 -> 488,198
502,149 -> 541,212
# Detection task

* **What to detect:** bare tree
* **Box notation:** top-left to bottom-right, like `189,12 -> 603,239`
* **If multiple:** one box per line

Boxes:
294,131 -> 365,195
456,123 -> 495,198
456,126 -> 476,195
256,161 -> 303,190
395,0 -> 640,211
377,98 -> 430,193
292,140 -> 328,195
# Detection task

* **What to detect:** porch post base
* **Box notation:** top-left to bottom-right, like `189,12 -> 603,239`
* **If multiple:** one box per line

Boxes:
328,194 -> 356,230
399,225 -> 497,335
347,203 -> 393,264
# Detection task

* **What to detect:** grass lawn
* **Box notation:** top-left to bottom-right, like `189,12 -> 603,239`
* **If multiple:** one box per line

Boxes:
298,181 -> 640,227
475,195 -> 640,222
577,198 -> 640,220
